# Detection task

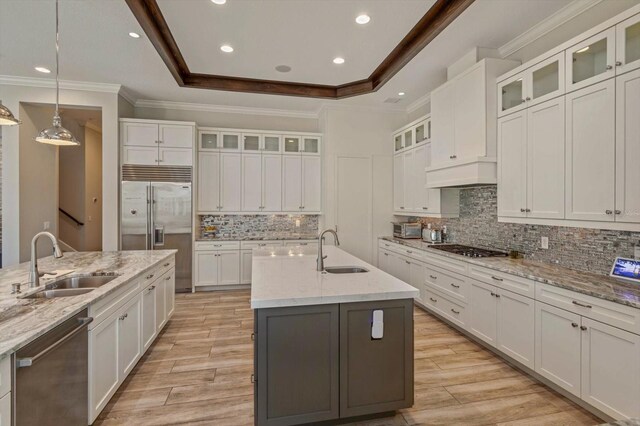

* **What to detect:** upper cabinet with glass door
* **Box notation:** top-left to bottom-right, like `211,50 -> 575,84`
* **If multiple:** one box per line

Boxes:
566,28 -> 615,92
241,133 -> 262,152
198,129 -> 241,151
393,132 -> 404,152
414,117 -> 431,145
498,52 -> 565,117
263,134 -> 282,153
616,13 -> 640,75
282,135 -> 321,155
393,115 -> 431,151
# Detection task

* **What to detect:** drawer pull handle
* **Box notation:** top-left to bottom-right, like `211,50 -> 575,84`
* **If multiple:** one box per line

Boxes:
384,253 -> 389,256
450,283 -> 460,289
429,297 -> 437,303
119,313 -> 128,321
163,263 -> 170,267
405,260 -> 411,265
490,292 -> 496,296
407,250 -> 413,254
571,322 -> 578,328
451,308 -> 460,314
147,285 -> 156,292
572,301 -> 592,308
165,276 -> 171,281
580,325 -> 587,331
491,276 -> 503,282
429,275 -> 437,280
146,274 -> 155,280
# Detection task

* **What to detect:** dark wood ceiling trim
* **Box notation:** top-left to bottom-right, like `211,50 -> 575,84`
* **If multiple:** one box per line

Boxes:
126,0 -> 474,99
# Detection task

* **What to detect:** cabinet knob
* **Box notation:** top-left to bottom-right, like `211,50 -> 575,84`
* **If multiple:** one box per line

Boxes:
615,210 -> 621,215
450,283 -> 460,289
405,260 -> 411,265
146,274 -> 155,280
490,292 -> 496,296
606,65 -> 613,70
451,308 -> 460,314
605,210 -> 613,215
526,208 -> 531,212
571,322 -> 578,328
521,99 -> 526,104
422,207 -> 428,210
429,275 -> 438,280
449,155 -> 457,159
525,97 -> 531,101
615,61 -> 623,66
429,297 -> 437,303
580,325 -> 588,331
520,208 -> 526,213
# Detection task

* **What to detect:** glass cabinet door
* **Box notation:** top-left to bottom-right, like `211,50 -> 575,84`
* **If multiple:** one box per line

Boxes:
616,14 -> 640,75
415,122 -> 426,143
220,133 -> 240,150
529,52 -> 565,106
404,128 -> 414,149
427,119 -> 431,140
242,134 -> 261,152
394,133 -> 404,152
566,28 -> 615,92
302,137 -> 320,154
199,131 -> 219,150
498,74 -> 525,116
284,136 -> 301,153
263,135 -> 281,153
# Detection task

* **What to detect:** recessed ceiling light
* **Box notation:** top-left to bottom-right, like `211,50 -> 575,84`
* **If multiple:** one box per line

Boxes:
398,92 -> 405,96
211,0 -> 227,4
220,45 -> 234,53
275,65 -> 292,73
333,57 -> 345,65
129,32 -> 140,38
35,66 -> 51,74
355,14 -> 370,24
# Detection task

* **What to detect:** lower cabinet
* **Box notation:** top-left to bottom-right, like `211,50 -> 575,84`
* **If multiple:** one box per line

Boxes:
241,250 -> 252,284
255,299 -> 414,426
141,282 -> 157,351
194,250 -> 240,287
0,392 -> 10,426
118,295 -> 142,379
535,301 -> 640,419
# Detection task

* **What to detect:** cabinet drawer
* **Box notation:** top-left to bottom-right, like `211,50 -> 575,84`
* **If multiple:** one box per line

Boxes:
468,264 -> 535,298
536,283 -> 640,335
195,241 -> 240,250
89,278 -> 141,329
423,285 -> 468,329
156,257 -> 175,277
425,263 -> 468,302
240,240 -> 283,249
423,251 -> 468,275
0,356 -> 9,398
383,241 -> 425,261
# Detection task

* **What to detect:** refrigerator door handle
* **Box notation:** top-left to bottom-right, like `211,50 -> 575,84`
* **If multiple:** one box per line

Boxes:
150,185 -> 155,249
146,185 -> 151,250
154,225 -> 165,247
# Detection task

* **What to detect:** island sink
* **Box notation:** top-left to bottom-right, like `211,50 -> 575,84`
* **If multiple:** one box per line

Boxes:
24,273 -> 119,299
324,266 -> 369,274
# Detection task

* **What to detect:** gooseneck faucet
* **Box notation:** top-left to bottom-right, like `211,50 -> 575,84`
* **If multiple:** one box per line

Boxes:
317,228 -> 340,271
29,232 -> 63,288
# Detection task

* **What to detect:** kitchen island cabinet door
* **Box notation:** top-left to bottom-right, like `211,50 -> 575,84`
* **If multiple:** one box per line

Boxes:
256,305 -> 340,426
89,313 -> 119,424
218,251 -> 240,285
141,282 -> 157,351
340,299 -> 414,418
155,273 -> 168,332
580,317 -> 640,419
118,295 -> 142,379
165,269 -> 176,317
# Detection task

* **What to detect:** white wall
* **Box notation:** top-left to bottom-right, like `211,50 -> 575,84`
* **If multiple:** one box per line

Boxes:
58,117 -> 86,251
0,83 -> 120,266
320,106 -> 405,265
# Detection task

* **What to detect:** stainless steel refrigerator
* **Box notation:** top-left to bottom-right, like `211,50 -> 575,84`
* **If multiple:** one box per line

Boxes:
121,165 -> 192,292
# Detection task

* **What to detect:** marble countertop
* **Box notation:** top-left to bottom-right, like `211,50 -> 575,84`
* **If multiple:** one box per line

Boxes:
380,237 -> 640,310
600,420 -> 640,426
250,245 -> 419,309
196,234 -> 318,242
0,250 -> 175,359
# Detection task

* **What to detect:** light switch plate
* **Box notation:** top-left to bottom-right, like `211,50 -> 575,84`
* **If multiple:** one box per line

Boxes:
541,236 -> 549,250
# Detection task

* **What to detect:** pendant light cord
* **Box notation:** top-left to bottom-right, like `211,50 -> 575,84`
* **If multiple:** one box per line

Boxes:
55,0 -> 60,117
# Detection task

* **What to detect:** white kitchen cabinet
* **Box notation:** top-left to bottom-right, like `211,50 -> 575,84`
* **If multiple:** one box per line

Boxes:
566,28 -> 616,93
431,81 -> 456,164
241,250 -> 252,284
565,79 -> 616,221
122,146 -> 158,166
394,133 -> 404,152
89,312 -> 119,422
302,156 -> 321,212
242,153 -> 282,212
616,13 -> 640,75
122,122 -> 159,147
453,63 -> 487,160
220,153 -> 242,212
282,135 -> 321,155
160,124 -> 194,148
580,317 -> 640,419
496,289 -> 535,369
242,133 -> 262,152
408,259 -> 426,303
615,68 -> 640,223
402,149 -> 414,213
302,136 -> 321,155
283,136 -> 302,153
263,154 -> 283,211
199,130 -> 219,151
155,273 -> 168,332
283,155 -> 303,211
497,73 -> 526,117
469,280 -> 498,346
158,147 -> 192,166
218,251 -> 241,285
263,135 -> 283,153
165,270 -> 175,318
535,301 -> 582,397
141,282 -> 157,351
0,393 -> 10,426
378,249 -> 392,273
393,153 -> 404,212
412,144 -> 428,213
118,295 -> 142,379
497,110 -> 527,218
220,132 -> 241,151
194,250 -> 240,286
242,153 -> 262,211
197,152 -> 220,213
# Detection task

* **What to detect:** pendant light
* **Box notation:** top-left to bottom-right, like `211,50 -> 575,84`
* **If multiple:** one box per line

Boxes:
35,0 -> 79,146
0,103 -> 20,126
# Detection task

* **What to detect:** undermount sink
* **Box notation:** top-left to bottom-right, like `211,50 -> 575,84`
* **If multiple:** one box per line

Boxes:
324,266 -> 369,274
25,273 -> 119,299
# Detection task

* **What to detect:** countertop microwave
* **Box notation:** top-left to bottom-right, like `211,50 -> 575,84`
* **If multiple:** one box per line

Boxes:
392,222 -> 422,239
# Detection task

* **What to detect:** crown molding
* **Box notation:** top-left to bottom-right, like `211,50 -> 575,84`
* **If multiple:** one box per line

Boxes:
118,87 -> 137,106
498,0 -> 603,58
134,99 -> 320,119
0,75 -> 122,93
406,93 -> 431,114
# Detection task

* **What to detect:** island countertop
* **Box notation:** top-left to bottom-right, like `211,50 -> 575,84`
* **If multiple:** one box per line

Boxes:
250,245 -> 419,309
0,250 -> 176,359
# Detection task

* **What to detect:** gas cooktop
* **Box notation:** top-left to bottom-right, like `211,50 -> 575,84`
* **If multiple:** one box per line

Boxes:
430,244 -> 508,258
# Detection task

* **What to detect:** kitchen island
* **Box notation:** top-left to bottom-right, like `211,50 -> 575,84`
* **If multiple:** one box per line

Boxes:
251,245 -> 419,426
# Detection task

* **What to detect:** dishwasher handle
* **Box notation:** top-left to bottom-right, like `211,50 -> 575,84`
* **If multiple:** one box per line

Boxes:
16,317 -> 93,368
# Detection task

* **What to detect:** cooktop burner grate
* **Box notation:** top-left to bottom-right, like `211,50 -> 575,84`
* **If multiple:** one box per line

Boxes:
430,244 -> 508,258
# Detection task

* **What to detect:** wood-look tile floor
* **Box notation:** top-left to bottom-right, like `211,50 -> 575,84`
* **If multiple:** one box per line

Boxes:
94,290 -> 602,426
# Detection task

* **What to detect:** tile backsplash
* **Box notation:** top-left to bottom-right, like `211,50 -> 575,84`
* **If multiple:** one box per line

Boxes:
411,186 -> 640,276
199,215 -> 319,239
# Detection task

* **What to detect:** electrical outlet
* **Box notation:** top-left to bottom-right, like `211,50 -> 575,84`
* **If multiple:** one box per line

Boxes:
43,221 -> 50,230
295,219 -> 301,227
541,236 -> 549,250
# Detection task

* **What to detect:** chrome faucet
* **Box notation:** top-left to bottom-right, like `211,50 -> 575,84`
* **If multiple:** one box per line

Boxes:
29,232 -> 63,288
317,228 -> 340,271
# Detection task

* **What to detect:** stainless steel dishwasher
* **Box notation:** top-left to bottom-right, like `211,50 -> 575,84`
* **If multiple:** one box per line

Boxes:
13,309 -> 93,426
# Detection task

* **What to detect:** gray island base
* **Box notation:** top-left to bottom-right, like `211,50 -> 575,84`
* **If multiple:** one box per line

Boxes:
250,246 -> 419,426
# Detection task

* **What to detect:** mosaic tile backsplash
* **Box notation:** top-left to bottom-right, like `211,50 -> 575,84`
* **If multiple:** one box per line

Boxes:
410,186 -> 640,276
199,215 -> 319,240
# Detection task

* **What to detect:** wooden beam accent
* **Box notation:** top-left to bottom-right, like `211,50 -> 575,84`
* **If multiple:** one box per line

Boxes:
125,0 -> 475,99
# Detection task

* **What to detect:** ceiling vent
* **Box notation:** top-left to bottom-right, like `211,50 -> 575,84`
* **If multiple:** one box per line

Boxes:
384,97 -> 402,104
